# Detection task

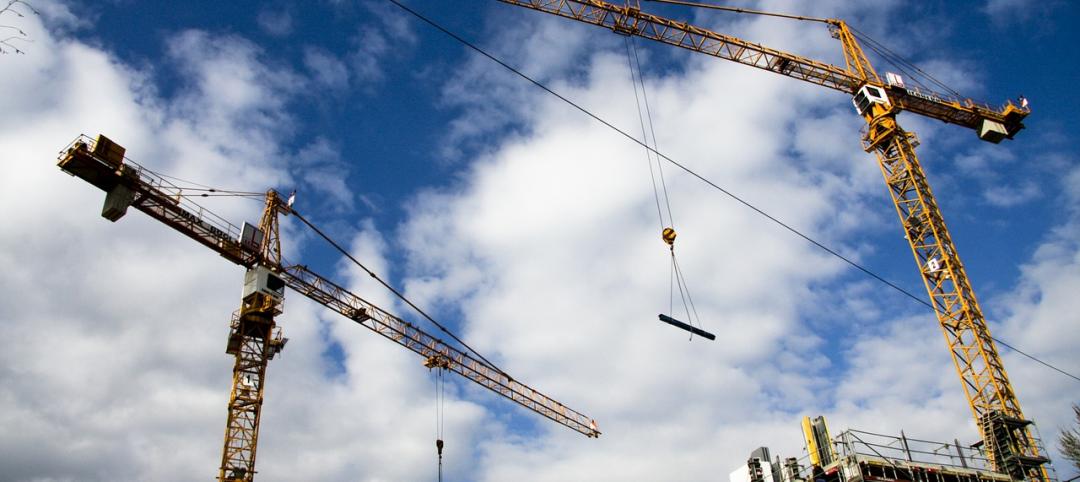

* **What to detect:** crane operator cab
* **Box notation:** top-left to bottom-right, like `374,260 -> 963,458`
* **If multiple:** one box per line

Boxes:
852,84 -> 890,117
243,265 -> 285,304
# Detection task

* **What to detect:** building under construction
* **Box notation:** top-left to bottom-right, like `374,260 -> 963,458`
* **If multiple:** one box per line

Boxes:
730,416 -> 1056,482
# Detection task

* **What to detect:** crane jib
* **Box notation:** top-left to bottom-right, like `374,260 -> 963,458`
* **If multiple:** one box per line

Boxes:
55,134 -> 601,447
175,205 -> 233,244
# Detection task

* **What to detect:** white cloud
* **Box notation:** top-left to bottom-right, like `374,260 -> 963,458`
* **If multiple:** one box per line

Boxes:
991,162 -> 1080,473
398,9 -> 911,479
436,9 -> 598,160
399,3 -> 1079,480
984,181 -> 1041,207
983,0 -> 1037,22
292,136 -> 355,213
257,7 -> 293,37
348,2 -> 417,84
304,47 -> 350,91
0,8 -> 448,482
3,1 -> 1075,481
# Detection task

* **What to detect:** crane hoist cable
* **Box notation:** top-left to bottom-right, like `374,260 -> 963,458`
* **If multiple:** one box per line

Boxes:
662,228 -> 715,341
624,36 -> 712,341
432,364 -> 446,482
625,36 -> 674,231
388,0 -> 1077,381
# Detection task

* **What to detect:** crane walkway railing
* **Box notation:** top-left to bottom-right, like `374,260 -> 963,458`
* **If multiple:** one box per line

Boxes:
836,428 -> 995,472
60,134 -> 245,242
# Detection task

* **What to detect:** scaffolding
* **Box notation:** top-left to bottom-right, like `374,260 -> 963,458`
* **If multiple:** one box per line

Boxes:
737,428 -> 1059,482
826,429 -> 1059,482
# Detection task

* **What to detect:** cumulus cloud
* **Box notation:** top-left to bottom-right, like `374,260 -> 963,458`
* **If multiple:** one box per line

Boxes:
437,10 -> 598,160
0,7 -> 449,482
398,3 -> 1078,480
256,7 -> 293,37
0,23 -> 289,480
304,47 -> 350,91
982,0 -> 1058,24
991,162 -> 1080,471
348,1 -> 417,84
3,1 -> 1075,481
291,136 -> 355,213
984,181 -> 1041,207
396,7 -> 914,479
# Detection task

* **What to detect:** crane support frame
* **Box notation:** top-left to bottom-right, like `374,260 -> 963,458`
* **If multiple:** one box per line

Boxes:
219,296 -> 287,482
865,115 -> 1048,479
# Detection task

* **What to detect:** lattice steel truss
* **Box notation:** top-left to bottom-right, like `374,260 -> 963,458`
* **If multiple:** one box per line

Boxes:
863,113 -> 1048,480
219,294 -> 286,482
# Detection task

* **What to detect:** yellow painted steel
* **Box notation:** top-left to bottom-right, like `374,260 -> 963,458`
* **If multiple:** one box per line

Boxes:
802,416 -> 821,467
830,21 -> 878,85
57,134 -> 600,481
496,2 -> 1045,478
859,101 -> 1047,479
662,227 -> 676,246
495,1 -> 1028,132
802,415 -> 837,468
219,295 -> 286,482
219,192 -> 289,482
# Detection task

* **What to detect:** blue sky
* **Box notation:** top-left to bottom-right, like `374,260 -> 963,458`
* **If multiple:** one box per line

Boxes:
1,1 -> 1078,481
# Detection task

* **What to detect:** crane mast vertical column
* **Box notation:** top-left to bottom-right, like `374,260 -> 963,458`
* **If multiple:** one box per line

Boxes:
830,21 -> 878,85
219,294 -> 285,482
219,192 -> 289,482
860,107 -> 1048,480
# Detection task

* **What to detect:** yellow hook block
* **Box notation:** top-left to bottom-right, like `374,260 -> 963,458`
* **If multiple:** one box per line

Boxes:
661,227 -> 676,246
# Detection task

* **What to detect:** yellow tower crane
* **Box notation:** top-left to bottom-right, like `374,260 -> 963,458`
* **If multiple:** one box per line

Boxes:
495,0 -> 1043,479
56,134 -> 600,481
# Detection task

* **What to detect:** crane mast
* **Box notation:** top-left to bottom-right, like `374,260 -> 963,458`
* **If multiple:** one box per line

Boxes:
57,134 -> 600,481
219,191 -> 289,481
495,1 -> 1046,479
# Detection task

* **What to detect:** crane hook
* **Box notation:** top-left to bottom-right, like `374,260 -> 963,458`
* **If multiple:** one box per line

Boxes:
436,438 -> 444,482
661,227 -> 677,247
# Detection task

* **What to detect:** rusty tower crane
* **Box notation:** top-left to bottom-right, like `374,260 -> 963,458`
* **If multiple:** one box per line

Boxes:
56,134 -> 600,481
494,0 -> 1045,479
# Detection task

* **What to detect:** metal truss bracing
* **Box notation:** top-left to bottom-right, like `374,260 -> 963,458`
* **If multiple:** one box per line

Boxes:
498,0 -> 859,91
280,264 -> 600,438
495,0 -> 1027,131
865,117 -> 1046,478
496,2 -> 1037,476
57,137 -> 257,268
56,135 -> 600,478
219,303 -> 281,482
